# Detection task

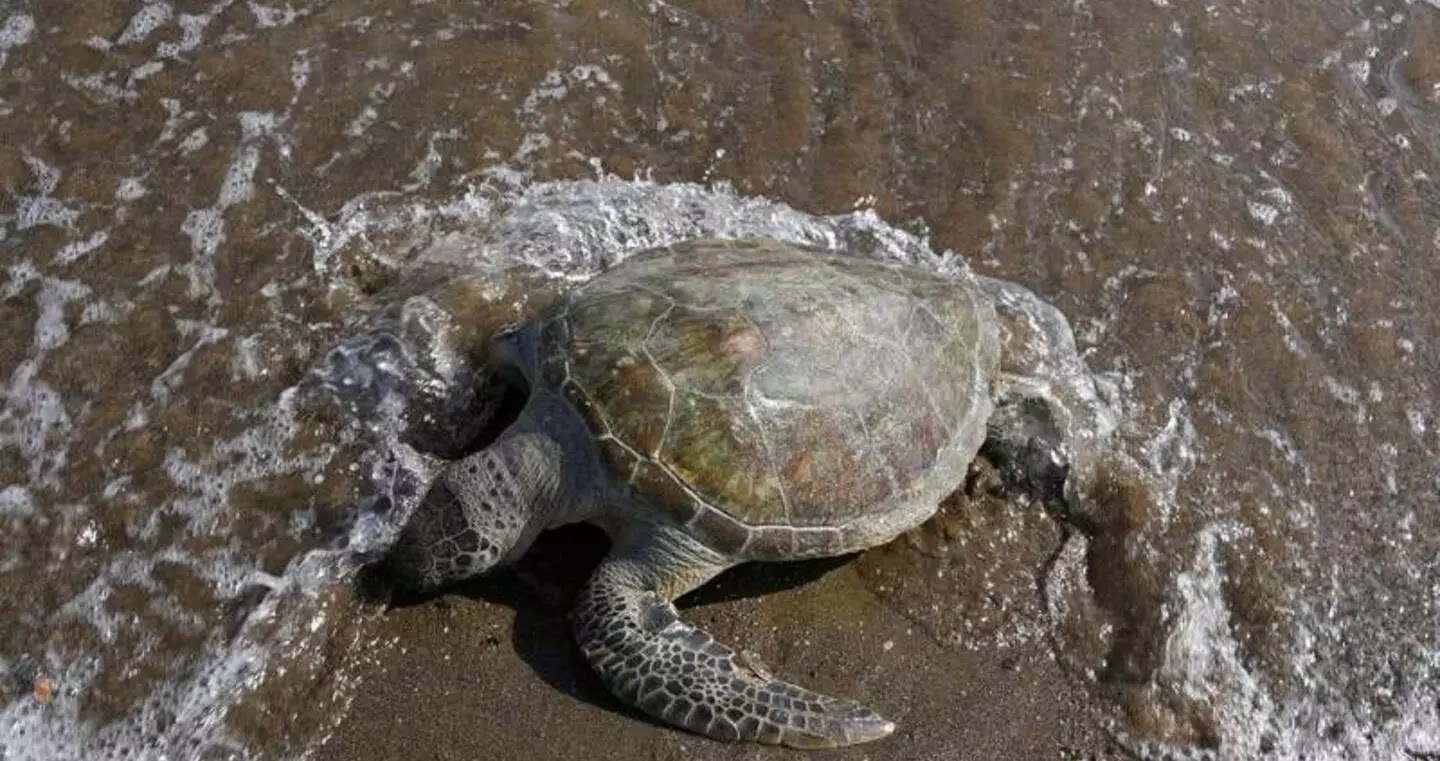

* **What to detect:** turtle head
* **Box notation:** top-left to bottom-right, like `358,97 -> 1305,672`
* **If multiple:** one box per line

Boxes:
489,321 -> 542,386
383,432 -> 561,593
382,325 -> 595,594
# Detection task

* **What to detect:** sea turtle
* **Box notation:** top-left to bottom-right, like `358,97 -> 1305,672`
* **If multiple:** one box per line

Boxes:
384,237 -> 1078,747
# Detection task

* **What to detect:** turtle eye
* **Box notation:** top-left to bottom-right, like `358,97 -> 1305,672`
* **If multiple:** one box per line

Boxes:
489,322 -> 525,352
489,322 -> 541,379
490,322 -> 527,353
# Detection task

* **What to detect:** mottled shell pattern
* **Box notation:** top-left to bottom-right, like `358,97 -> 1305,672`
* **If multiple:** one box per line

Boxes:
541,239 -> 1000,559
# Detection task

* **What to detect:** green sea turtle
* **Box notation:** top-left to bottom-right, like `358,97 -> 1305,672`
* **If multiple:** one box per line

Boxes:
385,237 -> 1081,747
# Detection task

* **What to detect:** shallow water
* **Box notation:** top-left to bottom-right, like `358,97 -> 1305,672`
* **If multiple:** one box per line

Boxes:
2,1 -> 1438,759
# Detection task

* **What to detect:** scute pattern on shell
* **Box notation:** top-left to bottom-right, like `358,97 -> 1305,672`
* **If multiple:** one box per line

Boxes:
544,239 -> 998,536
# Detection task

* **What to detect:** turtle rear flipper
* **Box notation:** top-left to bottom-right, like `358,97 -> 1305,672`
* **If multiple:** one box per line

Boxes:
572,529 -> 895,748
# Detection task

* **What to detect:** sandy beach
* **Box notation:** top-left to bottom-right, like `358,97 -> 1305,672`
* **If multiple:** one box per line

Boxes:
315,522 -> 1120,761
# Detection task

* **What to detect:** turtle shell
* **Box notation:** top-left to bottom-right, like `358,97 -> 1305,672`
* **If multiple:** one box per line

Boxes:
541,238 -> 999,556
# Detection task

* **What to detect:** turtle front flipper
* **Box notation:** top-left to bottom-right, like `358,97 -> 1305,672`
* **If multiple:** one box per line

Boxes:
571,530 -> 896,748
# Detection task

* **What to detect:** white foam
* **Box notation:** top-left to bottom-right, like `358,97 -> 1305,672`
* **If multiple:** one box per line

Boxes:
14,154 -> 79,231
0,485 -> 33,518
1,359 -> 73,488
343,104 -> 379,137
178,126 -> 210,153
289,52 -> 311,94
2,259 -> 37,300
52,231 -> 109,266
180,112 -> 276,296
248,2 -> 300,28
31,277 -> 90,351
1142,398 -> 1198,504
1405,406 -> 1427,442
1156,523 -> 1277,757
116,177 -> 148,202
117,3 -> 173,46
0,11 -> 34,68
1247,199 -> 1280,226
148,322 -> 230,402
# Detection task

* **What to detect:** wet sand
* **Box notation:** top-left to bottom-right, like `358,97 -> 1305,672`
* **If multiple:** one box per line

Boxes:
315,524 -> 1119,761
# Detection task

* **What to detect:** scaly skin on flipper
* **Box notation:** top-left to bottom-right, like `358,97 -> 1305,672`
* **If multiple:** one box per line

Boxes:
571,529 -> 895,748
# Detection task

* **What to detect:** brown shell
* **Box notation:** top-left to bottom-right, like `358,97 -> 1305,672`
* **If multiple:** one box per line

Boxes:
542,238 -> 999,548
